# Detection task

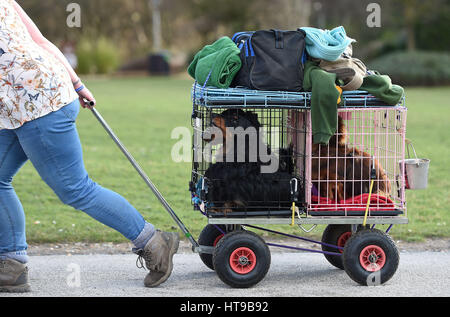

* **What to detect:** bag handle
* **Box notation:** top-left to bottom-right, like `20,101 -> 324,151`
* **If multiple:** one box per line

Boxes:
272,29 -> 284,49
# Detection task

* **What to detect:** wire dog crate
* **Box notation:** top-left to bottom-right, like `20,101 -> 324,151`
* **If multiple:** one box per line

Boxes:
190,83 -> 407,224
305,107 -> 407,217
191,103 -> 305,217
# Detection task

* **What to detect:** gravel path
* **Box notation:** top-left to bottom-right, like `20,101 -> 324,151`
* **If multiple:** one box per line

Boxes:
0,238 -> 446,298
1,249 -> 449,297
26,237 -> 450,256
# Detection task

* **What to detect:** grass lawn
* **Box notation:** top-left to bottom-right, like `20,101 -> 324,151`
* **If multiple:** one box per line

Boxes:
12,76 -> 450,244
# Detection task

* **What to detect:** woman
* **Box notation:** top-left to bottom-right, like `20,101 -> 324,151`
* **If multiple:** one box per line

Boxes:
0,0 -> 179,292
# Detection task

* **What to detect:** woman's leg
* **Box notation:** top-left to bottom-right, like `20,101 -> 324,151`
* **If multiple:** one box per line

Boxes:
0,129 -> 29,259
14,100 -> 155,247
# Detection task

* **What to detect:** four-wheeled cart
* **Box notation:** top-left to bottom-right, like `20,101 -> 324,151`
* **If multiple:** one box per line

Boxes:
90,82 -> 409,289
189,83 -> 408,287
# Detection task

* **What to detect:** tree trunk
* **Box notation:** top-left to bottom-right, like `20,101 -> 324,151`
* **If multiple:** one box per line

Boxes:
404,0 -> 416,51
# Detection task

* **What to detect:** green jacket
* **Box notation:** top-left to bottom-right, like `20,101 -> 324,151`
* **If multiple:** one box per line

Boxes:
188,37 -> 242,88
304,61 -> 405,145
359,73 -> 404,105
303,60 -> 342,144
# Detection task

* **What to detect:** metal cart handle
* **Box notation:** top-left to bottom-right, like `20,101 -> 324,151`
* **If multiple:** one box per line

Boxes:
90,107 -> 199,250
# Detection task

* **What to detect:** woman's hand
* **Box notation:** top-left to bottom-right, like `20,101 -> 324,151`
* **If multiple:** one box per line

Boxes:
73,81 -> 96,109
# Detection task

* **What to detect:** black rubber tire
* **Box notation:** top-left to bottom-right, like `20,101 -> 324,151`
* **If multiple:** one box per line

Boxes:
321,224 -> 352,270
343,229 -> 399,286
198,224 -> 226,270
213,230 -> 271,288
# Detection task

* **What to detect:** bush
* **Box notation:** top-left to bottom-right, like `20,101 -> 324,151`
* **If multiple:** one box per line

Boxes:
76,37 -> 121,75
94,37 -> 121,74
367,51 -> 450,86
76,38 -> 96,74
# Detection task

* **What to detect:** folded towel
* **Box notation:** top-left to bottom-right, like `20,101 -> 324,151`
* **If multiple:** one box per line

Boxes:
300,26 -> 355,61
188,37 -> 242,88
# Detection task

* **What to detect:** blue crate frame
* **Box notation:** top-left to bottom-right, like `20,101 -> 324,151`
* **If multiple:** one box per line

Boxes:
191,83 -> 405,109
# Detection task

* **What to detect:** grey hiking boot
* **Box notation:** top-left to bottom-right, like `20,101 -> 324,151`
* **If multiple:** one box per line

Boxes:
134,230 -> 180,287
0,259 -> 31,293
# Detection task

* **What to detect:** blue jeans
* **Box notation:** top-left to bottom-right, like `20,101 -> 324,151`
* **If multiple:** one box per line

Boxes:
0,100 -> 155,259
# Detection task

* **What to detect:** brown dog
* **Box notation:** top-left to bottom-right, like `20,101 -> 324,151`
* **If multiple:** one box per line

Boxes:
311,117 -> 391,202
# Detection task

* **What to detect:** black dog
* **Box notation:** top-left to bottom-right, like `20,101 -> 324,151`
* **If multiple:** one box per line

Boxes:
202,109 -> 302,214
202,109 -> 267,165
203,109 -> 294,170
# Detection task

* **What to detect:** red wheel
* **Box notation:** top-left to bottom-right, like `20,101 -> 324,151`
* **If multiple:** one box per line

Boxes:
229,247 -> 257,274
321,225 -> 352,269
213,231 -> 271,288
337,232 -> 352,253
343,229 -> 399,286
213,234 -> 224,247
359,245 -> 386,272
198,225 -> 227,270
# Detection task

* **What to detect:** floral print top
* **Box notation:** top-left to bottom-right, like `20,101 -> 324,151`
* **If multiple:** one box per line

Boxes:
0,0 -> 78,129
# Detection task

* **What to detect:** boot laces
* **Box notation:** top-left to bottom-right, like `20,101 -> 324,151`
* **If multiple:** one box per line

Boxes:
135,249 -> 157,271
136,255 -> 146,270
134,249 -> 148,270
